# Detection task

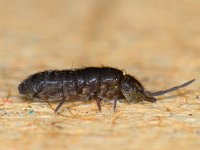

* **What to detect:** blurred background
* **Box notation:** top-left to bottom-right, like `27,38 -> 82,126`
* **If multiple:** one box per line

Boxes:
0,0 -> 200,150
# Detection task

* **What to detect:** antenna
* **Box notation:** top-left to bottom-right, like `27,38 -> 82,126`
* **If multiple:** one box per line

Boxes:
147,79 -> 195,97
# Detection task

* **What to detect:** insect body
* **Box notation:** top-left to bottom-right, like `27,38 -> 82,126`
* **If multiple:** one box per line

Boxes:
18,67 -> 195,113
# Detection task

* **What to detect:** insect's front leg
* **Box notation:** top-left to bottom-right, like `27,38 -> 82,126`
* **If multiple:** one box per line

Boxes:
113,99 -> 118,112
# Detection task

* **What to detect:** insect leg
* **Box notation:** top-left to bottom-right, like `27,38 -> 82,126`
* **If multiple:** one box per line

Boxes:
96,99 -> 102,112
54,96 -> 66,113
113,99 -> 117,112
54,77 -> 67,113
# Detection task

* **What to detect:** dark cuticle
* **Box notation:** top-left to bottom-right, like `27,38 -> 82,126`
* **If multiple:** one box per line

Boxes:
18,67 -> 195,113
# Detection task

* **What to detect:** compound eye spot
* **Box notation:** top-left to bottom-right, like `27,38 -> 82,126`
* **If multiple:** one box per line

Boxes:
122,83 -> 132,93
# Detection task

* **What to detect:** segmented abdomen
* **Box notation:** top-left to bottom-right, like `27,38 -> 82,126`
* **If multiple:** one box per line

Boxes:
34,67 -> 125,101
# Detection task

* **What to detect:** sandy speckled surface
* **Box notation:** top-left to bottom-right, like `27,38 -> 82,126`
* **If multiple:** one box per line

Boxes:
0,0 -> 200,150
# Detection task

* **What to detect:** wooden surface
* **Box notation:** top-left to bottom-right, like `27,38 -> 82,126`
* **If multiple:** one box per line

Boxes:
0,0 -> 200,150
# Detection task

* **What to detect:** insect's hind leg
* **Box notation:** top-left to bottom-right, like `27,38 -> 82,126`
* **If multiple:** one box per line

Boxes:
54,96 -> 66,113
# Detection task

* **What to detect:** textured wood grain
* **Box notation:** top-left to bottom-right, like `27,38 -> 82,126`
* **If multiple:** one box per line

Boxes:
0,0 -> 200,150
